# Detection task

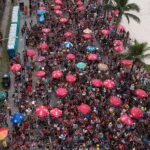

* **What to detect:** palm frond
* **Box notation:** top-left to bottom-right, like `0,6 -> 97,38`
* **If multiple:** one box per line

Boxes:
124,13 -> 140,23
140,53 -> 150,59
125,3 -> 140,12
124,13 -> 130,23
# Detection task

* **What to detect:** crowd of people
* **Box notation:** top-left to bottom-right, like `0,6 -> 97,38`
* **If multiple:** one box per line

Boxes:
1,0 -> 150,149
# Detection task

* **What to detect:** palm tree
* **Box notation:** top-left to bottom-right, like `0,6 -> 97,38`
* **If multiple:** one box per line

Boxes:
104,0 -> 141,31
122,40 -> 150,73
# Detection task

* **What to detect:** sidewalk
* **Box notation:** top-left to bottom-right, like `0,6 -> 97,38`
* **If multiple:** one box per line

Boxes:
0,0 -> 12,55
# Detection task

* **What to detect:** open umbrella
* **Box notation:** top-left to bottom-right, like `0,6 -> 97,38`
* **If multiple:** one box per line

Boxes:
0,128 -> 8,141
135,89 -> 147,98
39,43 -> 49,49
109,96 -> 122,106
64,32 -> 73,38
76,62 -> 86,69
52,70 -> 62,78
120,115 -> 133,125
77,6 -> 85,11
36,106 -> 48,118
35,56 -> 45,62
111,10 -> 119,15
101,29 -> 109,35
55,0 -> 63,5
103,79 -> 115,89
50,108 -> 62,118
27,50 -> 36,57
60,18 -> 68,23
66,53 -> 75,60
98,63 -> 108,71
83,28 -> 92,34
42,28 -> 50,33
64,42 -> 73,48
10,113 -> 24,124
10,64 -> 21,72
56,88 -> 68,97
37,10 -> 46,15
54,5 -> 61,10
77,0 -> 83,6
113,40 -> 123,46
114,46 -> 124,53
130,107 -> 143,119
86,46 -> 96,52
121,59 -> 132,66
66,75 -> 77,83
36,71 -> 46,77
38,15 -> 45,22
82,34 -> 92,39
88,54 -> 98,61
78,104 -> 91,114
55,10 -> 63,15
92,79 -> 103,88
118,25 -> 125,31
39,6 -> 46,10
0,92 -> 7,101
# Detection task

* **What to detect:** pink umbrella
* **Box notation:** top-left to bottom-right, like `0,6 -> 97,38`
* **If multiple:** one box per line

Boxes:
77,0 -> 83,6
52,70 -> 63,78
88,54 -> 98,61
66,75 -> 77,83
35,56 -> 45,62
111,10 -> 119,15
50,108 -> 62,118
36,71 -> 46,77
118,25 -> 125,31
103,79 -> 115,89
36,106 -> 48,118
114,46 -> 124,53
54,5 -> 61,10
64,32 -> 73,38
135,89 -> 147,98
130,107 -> 143,119
55,0 -> 63,5
113,40 -> 123,46
27,50 -> 36,57
82,34 -> 92,39
101,29 -> 109,35
55,10 -> 63,15
92,79 -> 103,88
66,53 -> 75,60
120,115 -> 133,126
39,6 -> 46,10
42,28 -> 50,33
77,6 -> 85,11
109,96 -> 122,106
39,43 -> 49,50
60,18 -> 68,23
121,59 -> 132,66
56,88 -> 68,97
78,104 -> 91,114
10,64 -> 21,72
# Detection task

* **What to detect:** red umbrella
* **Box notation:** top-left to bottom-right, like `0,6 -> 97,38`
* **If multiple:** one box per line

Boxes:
111,10 -> 119,15
130,107 -> 143,119
27,50 -> 36,57
55,10 -> 63,15
103,79 -> 115,89
77,6 -> 85,11
50,108 -> 62,118
82,34 -> 92,39
39,43 -> 49,49
101,29 -> 109,35
113,40 -> 122,46
78,104 -> 91,114
120,115 -> 133,125
66,75 -> 76,83
56,88 -> 68,97
66,53 -> 75,60
39,6 -> 46,10
92,79 -> 103,88
64,32 -> 73,38
52,70 -> 62,78
36,71 -> 46,77
10,64 -> 21,72
109,96 -> 122,106
121,59 -> 132,66
118,25 -> 125,31
114,46 -> 124,53
36,106 -> 48,118
88,54 -> 98,61
55,0 -> 63,5
54,5 -> 61,10
60,18 -> 68,23
42,28 -> 50,33
77,0 -> 83,6
135,89 -> 147,98
35,56 -> 45,62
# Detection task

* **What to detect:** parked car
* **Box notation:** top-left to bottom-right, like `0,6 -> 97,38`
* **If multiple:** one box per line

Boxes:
1,73 -> 11,89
